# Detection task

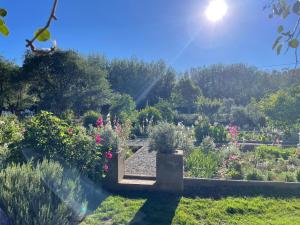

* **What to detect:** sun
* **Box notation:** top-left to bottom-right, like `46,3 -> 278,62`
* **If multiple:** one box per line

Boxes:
205,0 -> 228,22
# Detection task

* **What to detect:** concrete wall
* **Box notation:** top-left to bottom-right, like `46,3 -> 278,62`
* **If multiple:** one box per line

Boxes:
183,177 -> 300,196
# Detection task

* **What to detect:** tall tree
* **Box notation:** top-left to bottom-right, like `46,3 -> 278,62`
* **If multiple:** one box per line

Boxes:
22,50 -> 112,114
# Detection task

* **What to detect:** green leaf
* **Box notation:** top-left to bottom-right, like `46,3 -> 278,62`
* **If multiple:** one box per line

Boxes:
293,1 -> 300,15
35,28 -> 51,42
289,39 -> 299,48
276,44 -> 283,55
277,25 -> 284,33
0,19 -> 9,36
0,9 -> 7,17
272,36 -> 282,49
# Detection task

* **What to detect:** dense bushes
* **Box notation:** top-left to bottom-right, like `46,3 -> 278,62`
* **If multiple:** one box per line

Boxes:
194,118 -> 227,144
83,111 -> 102,128
186,148 -> 219,178
22,111 -> 104,181
0,160 -> 86,225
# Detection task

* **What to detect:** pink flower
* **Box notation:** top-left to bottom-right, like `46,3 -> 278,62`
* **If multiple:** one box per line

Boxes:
96,117 -> 103,127
229,155 -> 239,161
67,128 -> 73,135
95,134 -> 101,144
103,164 -> 109,172
105,151 -> 113,159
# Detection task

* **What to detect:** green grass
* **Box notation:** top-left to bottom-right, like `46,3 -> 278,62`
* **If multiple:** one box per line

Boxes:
80,194 -> 300,225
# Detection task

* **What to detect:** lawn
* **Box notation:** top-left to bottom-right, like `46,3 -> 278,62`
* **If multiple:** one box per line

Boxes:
80,194 -> 300,225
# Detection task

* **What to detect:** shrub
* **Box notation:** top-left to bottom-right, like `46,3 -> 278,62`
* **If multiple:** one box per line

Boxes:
200,137 -> 216,154
0,114 -> 23,146
83,110 -> 102,128
0,160 -> 86,225
246,170 -> 265,181
149,122 -> 194,154
186,149 -> 219,178
149,122 -> 178,153
174,113 -> 200,127
154,100 -> 175,122
194,118 -> 227,144
22,111 -> 103,181
255,145 -> 295,160
284,172 -> 296,182
60,109 -> 76,124
109,94 -> 136,123
194,117 -> 210,143
296,169 -> 300,182
138,106 -> 162,125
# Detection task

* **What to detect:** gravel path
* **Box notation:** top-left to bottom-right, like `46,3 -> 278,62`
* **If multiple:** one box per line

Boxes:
125,139 -> 156,176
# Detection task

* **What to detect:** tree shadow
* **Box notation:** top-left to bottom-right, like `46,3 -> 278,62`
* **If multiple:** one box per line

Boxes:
128,193 -> 181,225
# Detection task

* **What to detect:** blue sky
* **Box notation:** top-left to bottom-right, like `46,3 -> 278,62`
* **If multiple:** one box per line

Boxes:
0,0 -> 297,71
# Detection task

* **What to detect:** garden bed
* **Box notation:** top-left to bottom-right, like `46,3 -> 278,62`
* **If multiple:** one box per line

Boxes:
185,143 -> 300,182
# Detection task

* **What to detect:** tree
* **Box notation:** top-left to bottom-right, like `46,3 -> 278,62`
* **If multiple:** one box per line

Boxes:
22,50 -> 112,114
109,94 -> 136,123
108,58 -> 175,108
259,84 -> 300,127
171,76 -> 202,113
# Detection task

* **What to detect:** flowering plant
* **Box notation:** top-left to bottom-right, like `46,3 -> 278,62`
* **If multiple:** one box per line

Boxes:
91,114 -> 127,177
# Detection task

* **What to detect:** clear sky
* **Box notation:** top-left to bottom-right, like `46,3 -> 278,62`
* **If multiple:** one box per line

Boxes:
0,0 -> 297,71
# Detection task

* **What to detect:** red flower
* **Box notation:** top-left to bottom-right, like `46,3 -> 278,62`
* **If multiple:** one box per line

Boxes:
95,134 -> 101,144
103,164 -> 109,172
96,117 -> 104,127
105,151 -> 113,159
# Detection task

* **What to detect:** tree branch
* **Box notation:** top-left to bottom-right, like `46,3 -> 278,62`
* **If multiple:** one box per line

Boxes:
25,0 -> 58,55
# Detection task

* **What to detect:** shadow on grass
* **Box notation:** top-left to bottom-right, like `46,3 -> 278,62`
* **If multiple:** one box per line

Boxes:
121,192 -> 181,225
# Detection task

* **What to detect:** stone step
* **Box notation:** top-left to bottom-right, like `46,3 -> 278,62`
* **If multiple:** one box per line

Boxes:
116,178 -> 156,191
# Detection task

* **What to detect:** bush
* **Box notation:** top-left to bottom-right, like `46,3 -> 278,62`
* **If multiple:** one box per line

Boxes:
149,122 -> 194,154
0,114 -> 23,146
22,111 -> 102,181
200,137 -> 216,154
154,100 -> 175,122
255,145 -> 295,160
60,109 -> 76,124
138,106 -> 162,125
174,113 -> 199,126
246,170 -> 265,181
0,160 -> 86,225
186,149 -> 219,178
296,169 -> 300,182
109,94 -> 136,123
149,122 -> 178,153
194,117 -> 210,143
284,172 -> 296,182
83,110 -> 102,128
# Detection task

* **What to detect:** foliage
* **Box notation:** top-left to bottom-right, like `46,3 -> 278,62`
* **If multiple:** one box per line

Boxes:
245,169 -> 265,181
109,93 -> 136,123
149,122 -> 179,153
0,114 -> 24,167
171,76 -> 202,113
138,106 -> 162,125
22,51 -> 112,114
296,169 -> 300,182
22,111 -> 105,181
194,117 -> 227,144
255,145 -> 296,160
266,0 -> 300,60
154,99 -> 175,122
81,195 -> 300,225
108,58 -> 176,108
196,96 -> 222,116
186,148 -> 219,178
150,122 -> 194,154
200,136 -> 216,154
83,110 -> 102,128
173,113 -> 199,126
0,160 -> 86,225
259,84 -> 300,127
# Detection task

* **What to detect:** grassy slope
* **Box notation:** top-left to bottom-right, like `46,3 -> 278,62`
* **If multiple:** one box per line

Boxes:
80,194 -> 300,225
